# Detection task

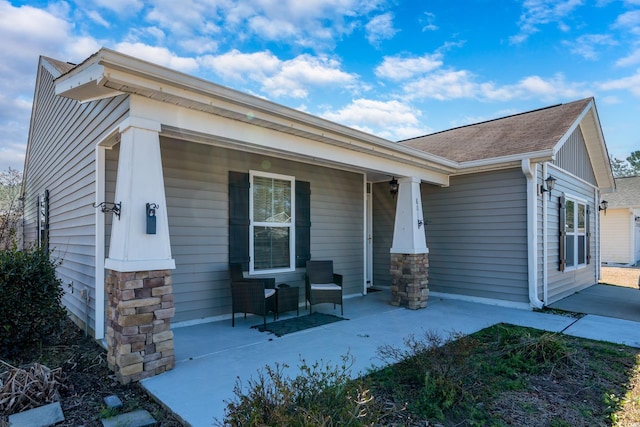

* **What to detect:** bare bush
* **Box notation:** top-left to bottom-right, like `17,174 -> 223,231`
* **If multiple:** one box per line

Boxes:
0,168 -> 23,250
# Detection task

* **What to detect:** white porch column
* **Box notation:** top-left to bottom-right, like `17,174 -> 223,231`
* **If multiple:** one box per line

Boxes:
105,117 -> 175,272
104,117 -> 176,384
390,176 -> 428,255
390,176 -> 429,309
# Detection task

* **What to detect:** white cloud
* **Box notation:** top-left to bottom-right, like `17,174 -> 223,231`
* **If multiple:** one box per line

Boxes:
617,48 -> 640,67
564,34 -> 617,60
421,11 -> 438,32
114,42 -> 199,72
403,70 -> 479,100
261,55 -> 358,98
510,0 -> 583,44
201,50 -> 281,82
85,10 -> 110,27
321,99 -> 430,140
599,70 -> 640,96
375,53 -> 443,80
90,0 -> 144,15
365,13 -> 398,46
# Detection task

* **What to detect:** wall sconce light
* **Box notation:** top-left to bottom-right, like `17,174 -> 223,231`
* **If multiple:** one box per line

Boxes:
93,201 -> 121,219
538,175 -> 556,200
634,216 -> 640,223
599,200 -> 608,215
146,203 -> 158,234
389,176 -> 399,198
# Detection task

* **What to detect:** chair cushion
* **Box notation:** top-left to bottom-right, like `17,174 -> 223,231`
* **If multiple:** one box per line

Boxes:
265,289 -> 276,298
311,283 -> 341,291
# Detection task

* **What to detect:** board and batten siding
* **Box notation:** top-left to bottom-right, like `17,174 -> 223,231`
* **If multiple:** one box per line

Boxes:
160,138 -> 364,323
545,167 -> 597,304
22,63 -> 129,334
422,169 -> 529,303
553,127 -> 597,186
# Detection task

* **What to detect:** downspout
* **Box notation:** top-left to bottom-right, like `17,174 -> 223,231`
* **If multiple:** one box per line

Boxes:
521,159 -> 544,309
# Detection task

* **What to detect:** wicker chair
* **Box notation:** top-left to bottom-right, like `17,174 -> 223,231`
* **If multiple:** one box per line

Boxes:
305,260 -> 343,315
230,263 -> 276,327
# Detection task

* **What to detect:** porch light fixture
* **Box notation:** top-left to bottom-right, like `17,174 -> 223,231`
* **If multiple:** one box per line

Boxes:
599,200 -> 608,215
539,175 -> 556,200
93,201 -> 122,219
389,176 -> 399,198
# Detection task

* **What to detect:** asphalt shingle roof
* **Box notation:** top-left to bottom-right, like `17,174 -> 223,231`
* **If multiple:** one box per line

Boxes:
606,176 -> 640,208
399,98 -> 593,163
42,56 -> 76,74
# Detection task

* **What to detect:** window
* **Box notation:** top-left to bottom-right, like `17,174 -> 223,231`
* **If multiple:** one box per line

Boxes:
250,171 -> 295,273
561,195 -> 589,270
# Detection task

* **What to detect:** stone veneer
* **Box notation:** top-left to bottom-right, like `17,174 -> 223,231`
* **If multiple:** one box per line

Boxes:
390,253 -> 429,309
105,269 -> 175,384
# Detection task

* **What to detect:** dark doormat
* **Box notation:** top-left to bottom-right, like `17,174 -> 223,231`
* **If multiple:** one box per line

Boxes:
366,287 -> 382,293
252,313 -> 347,337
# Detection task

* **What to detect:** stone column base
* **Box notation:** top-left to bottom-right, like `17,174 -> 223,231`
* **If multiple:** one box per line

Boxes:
390,253 -> 429,309
105,269 -> 175,384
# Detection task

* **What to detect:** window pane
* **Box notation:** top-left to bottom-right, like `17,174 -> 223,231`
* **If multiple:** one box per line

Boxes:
566,235 -> 575,267
253,176 -> 291,223
253,227 -> 290,270
565,200 -> 574,232
577,204 -> 585,234
578,235 -> 586,264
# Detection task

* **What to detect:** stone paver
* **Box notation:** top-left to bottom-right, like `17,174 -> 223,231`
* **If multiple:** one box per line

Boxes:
8,402 -> 64,427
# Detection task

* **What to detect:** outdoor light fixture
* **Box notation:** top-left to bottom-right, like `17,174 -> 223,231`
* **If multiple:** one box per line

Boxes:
389,176 -> 399,198
539,175 -> 556,200
93,201 -> 121,219
599,200 -> 608,215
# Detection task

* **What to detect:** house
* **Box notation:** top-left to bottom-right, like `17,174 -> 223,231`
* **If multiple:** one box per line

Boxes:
601,176 -> 640,266
21,48 -> 615,383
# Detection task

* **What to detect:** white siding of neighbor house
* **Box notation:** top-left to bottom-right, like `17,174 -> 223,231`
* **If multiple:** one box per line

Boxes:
159,138 -> 364,323
601,209 -> 633,264
22,62 -> 129,334
545,166 -> 598,304
421,168 -> 529,303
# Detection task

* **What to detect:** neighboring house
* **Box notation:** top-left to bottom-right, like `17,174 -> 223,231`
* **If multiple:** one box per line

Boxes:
22,49 -> 615,383
601,176 -> 640,265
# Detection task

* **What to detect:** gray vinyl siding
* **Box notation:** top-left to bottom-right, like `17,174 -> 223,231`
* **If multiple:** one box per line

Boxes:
545,168 -> 597,303
160,138 -> 364,323
372,181 -> 395,287
422,169 -> 529,303
554,127 -> 597,186
22,62 -> 129,334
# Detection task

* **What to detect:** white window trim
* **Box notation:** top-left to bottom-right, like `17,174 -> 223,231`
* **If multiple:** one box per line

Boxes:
249,170 -> 296,275
564,194 -> 588,272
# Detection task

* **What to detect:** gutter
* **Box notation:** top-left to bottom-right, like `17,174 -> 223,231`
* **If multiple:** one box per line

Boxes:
521,159 -> 544,309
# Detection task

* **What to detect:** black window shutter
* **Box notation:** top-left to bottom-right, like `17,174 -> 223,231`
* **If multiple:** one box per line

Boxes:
295,180 -> 311,268
559,194 -> 566,272
586,204 -> 591,264
228,171 -> 250,270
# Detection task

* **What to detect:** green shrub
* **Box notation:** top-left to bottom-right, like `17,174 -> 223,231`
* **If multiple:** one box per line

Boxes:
221,354 -> 387,426
0,246 -> 67,358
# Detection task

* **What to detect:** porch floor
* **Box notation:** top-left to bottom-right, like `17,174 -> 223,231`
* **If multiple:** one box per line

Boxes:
141,289 -> 640,426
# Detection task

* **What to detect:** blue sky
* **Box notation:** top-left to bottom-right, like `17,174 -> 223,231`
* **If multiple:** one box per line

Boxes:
1,0 -> 639,172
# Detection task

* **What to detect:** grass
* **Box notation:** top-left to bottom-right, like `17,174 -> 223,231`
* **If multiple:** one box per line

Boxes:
224,323 -> 640,426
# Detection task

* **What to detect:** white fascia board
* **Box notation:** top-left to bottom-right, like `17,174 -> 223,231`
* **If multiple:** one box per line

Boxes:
454,149 -> 555,175
580,108 -> 616,192
55,61 -> 123,102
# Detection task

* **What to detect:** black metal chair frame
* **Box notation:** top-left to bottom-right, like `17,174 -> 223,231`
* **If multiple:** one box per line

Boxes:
305,260 -> 343,315
230,263 -> 276,327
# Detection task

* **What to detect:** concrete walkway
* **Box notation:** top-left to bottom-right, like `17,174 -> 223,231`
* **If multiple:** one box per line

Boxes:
549,284 -> 640,322
141,290 -> 640,426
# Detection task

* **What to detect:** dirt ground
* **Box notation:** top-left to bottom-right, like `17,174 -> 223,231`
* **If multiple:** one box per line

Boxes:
600,266 -> 640,288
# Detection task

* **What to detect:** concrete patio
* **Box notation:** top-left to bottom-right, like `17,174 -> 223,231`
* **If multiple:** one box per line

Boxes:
141,288 -> 640,426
